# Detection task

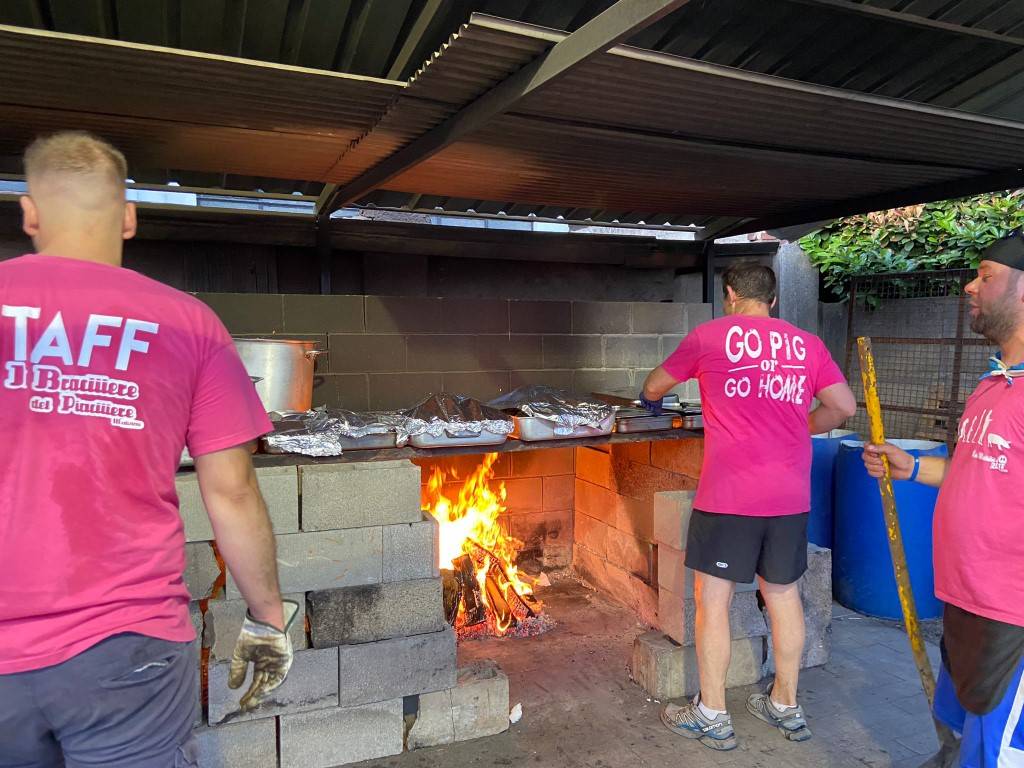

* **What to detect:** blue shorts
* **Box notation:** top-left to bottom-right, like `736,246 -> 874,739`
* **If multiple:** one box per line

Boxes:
0,633 -> 199,767
934,656 -> 1024,768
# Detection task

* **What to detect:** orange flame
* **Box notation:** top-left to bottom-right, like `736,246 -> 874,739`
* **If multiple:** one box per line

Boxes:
423,453 -> 535,636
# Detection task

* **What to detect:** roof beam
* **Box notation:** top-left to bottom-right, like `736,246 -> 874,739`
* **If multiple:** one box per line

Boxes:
782,0 -> 1024,47
315,0 -> 692,216
710,168 -> 1024,238
386,0 -> 446,80
931,50 -> 1024,110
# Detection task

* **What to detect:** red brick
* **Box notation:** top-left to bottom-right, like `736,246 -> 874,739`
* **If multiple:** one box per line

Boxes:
574,479 -> 615,526
510,509 -> 572,554
607,529 -> 653,581
543,475 -> 574,510
511,447 -> 574,477
650,438 -> 703,478
576,447 -> 613,488
503,477 -> 544,512
614,495 -> 654,542
612,441 -> 651,465
574,511 -> 609,557
609,459 -> 697,501
572,544 -> 658,624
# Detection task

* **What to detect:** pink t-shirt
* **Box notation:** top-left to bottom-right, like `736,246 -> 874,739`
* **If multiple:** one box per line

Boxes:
934,377 -> 1024,627
663,315 -> 845,516
0,254 -> 271,673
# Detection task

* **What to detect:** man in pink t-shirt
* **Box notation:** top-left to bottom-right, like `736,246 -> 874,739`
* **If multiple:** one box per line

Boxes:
865,233 -> 1024,768
641,263 -> 855,751
0,133 -> 297,767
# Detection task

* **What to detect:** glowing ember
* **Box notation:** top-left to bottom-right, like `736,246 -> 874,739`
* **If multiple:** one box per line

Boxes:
423,453 -> 541,637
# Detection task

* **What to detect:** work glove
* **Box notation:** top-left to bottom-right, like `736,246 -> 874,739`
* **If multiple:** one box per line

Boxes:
228,599 -> 300,711
638,393 -> 664,416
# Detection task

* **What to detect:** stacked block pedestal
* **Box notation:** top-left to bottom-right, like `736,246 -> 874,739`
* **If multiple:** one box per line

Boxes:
630,485 -> 834,700
178,458 -> 509,767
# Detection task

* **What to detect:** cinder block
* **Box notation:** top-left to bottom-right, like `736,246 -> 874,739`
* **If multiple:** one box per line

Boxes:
307,578 -> 448,647
184,542 -> 221,600
653,491 -> 695,549
630,631 -> 687,701
279,699 -> 404,768
177,466 -> 299,542
606,528 -> 652,581
409,661 -> 510,749
301,461 -> 422,531
658,584 -> 767,646
383,516 -> 438,582
204,593 -> 307,662
650,439 -> 703,478
208,647 -> 339,725
632,302 -> 686,334
572,301 -> 630,334
337,628 -> 456,708
225,528 -> 382,600
657,544 -> 687,596
632,633 -> 765,700
193,719 -> 277,768
255,466 -> 300,535
763,544 -> 833,674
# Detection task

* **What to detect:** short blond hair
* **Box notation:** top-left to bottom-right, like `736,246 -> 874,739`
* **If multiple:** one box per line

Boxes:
24,131 -> 127,191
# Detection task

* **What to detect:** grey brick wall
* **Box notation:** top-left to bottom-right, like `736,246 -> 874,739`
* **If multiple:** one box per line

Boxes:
197,293 -> 708,411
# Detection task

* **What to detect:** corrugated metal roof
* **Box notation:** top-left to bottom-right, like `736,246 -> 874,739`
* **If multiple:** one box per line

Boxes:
351,15 -> 1024,228
2,1 -> 1024,231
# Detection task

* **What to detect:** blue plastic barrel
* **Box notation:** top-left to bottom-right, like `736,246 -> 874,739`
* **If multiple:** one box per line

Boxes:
833,439 -> 947,620
809,430 -> 856,549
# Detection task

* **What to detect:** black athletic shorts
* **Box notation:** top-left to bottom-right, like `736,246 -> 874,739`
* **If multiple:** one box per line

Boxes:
685,509 -> 809,585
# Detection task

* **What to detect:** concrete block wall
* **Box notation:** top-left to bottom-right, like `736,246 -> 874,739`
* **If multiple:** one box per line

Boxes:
196,293 -> 708,410
572,439 -> 702,626
176,457 -> 509,767
413,448 -> 575,570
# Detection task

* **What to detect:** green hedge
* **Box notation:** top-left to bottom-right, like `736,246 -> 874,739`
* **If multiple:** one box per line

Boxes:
799,191 -> 1024,301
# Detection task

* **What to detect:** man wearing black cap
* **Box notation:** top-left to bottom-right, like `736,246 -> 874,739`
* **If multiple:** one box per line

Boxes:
864,231 -> 1024,767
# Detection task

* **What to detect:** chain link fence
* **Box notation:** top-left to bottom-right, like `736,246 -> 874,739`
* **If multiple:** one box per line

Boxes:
843,270 -> 993,449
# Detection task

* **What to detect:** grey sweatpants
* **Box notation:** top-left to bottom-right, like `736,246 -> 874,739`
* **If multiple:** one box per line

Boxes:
0,633 -> 198,767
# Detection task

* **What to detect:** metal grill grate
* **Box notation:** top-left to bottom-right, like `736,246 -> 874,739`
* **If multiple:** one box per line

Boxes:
843,270 -> 993,449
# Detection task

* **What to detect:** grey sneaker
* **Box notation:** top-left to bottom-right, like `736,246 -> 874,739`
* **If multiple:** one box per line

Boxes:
660,696 -> 737,751
746,685 -> 812,742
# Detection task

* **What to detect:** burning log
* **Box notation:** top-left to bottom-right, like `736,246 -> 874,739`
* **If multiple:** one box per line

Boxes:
454,553 -> 486,627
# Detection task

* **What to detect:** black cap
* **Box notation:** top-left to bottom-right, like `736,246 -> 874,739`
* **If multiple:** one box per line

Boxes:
981,230 -> 1024,271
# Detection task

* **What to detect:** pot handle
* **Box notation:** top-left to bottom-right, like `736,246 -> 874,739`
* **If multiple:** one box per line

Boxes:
305,350 -> 328,361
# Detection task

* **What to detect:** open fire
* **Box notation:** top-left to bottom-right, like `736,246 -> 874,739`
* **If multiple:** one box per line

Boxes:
423,452 -> 544,638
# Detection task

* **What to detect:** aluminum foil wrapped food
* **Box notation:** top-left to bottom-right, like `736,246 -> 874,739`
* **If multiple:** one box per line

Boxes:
401,393 -> 514,438
263,410 -> 344,456
263,409 -> 413,455
488,385 -> 613,434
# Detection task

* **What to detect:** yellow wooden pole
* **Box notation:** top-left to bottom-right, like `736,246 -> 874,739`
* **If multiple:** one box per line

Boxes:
857,336 -> 957,758
857,337 -> 936,699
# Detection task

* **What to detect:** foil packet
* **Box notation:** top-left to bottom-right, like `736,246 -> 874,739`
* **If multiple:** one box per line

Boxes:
488,385 -> 613,435
401,393 -> 514,438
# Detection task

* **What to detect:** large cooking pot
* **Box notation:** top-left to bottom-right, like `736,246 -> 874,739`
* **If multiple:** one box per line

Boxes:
232,337 -> 326,413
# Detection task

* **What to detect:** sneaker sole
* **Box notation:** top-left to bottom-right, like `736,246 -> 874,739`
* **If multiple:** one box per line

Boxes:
660,710 -> 738,751
745,701 -> 813,742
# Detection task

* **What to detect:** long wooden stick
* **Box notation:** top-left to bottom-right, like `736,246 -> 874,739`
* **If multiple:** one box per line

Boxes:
858,338 -> 961,759
857,337 -> 936,700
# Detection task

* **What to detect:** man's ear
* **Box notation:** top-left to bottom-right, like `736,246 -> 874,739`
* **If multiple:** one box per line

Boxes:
771,296 -> 778,310
20,195 -> 39,239
122,201 -> 137,240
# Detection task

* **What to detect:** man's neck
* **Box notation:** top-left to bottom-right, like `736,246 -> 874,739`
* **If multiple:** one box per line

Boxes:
999,333 -> 1024,367
36,239 -> 122,267
733,302 -> 771,318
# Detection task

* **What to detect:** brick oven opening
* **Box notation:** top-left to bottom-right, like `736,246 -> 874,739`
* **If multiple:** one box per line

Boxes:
416,452 -> 552,640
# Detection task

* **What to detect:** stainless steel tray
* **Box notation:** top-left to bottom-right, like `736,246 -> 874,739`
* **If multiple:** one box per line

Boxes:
409,430 -> 509,449
614,408 -> 678,433
514,414 -> 615,442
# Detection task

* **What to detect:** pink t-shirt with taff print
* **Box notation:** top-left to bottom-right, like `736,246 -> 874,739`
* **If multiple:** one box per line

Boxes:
0,254 -> 271,674
663,315 -> 846,516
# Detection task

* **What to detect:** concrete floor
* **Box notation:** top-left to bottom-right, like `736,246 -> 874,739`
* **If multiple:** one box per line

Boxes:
357,580 -> 943,768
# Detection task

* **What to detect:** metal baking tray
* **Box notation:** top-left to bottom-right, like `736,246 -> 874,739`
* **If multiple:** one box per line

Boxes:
614,408 -> 679,433
514,414 -> 615,442
338,433 -> 398,451
409,430 -> 509,449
